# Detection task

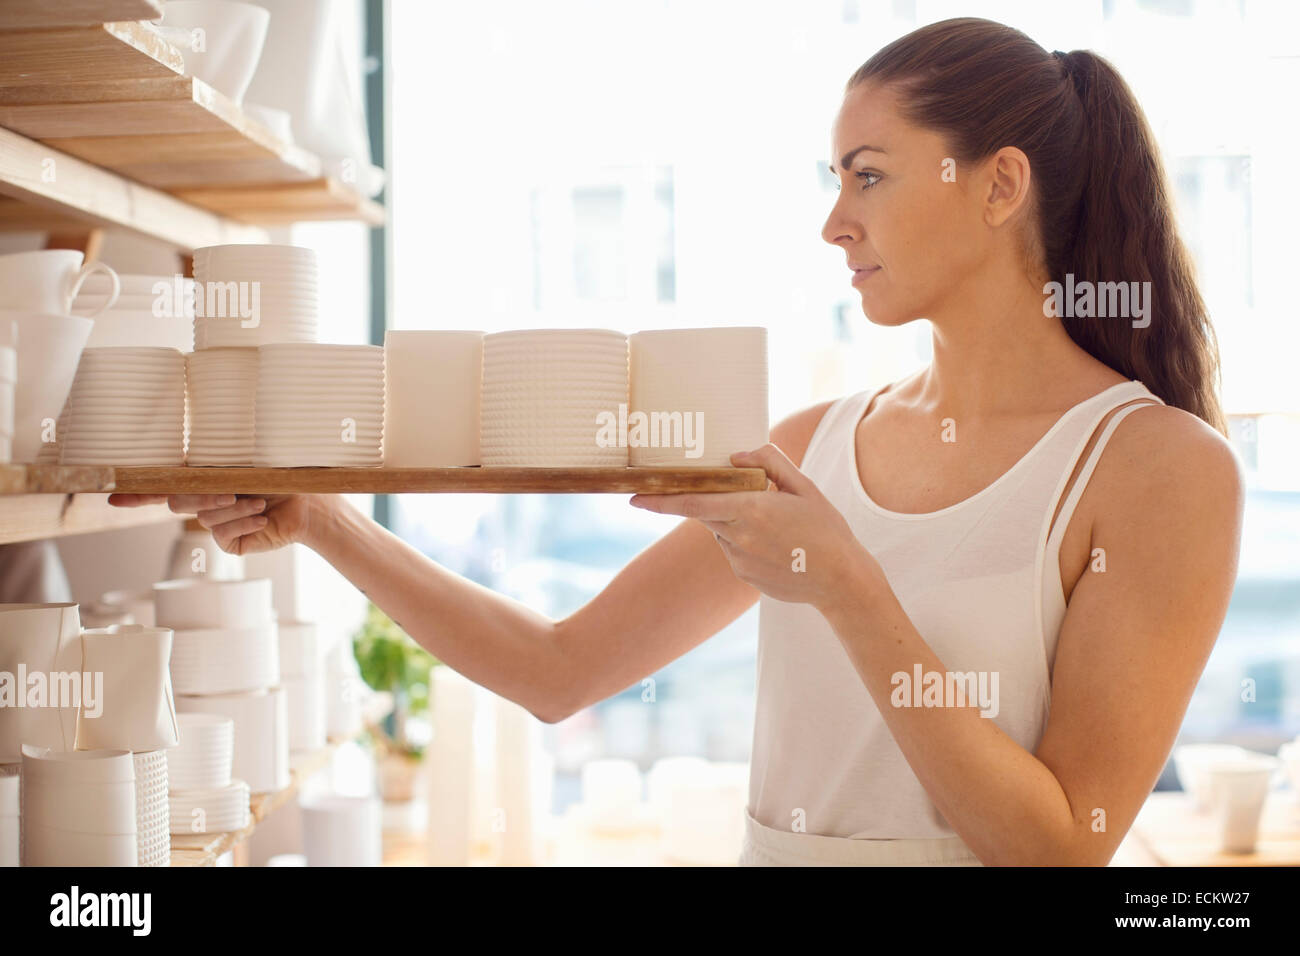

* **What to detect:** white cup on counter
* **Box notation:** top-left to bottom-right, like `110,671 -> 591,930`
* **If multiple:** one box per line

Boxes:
0,250 -> 120,317
1206,754 -> 1280,854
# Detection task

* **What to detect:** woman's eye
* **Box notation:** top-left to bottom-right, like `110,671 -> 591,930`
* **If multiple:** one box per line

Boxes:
834,172 -> 881,192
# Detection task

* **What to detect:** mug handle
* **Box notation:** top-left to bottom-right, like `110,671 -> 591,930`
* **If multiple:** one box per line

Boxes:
68,261 -> 120,317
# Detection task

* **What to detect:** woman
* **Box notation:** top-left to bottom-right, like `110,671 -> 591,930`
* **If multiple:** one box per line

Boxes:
113,18 -> 1243,865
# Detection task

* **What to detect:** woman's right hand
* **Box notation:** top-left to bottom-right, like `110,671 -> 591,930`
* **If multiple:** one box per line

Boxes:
107,492 -> 317,556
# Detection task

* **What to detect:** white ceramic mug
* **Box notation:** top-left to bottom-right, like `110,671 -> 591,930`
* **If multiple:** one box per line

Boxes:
0,251 -> 120,317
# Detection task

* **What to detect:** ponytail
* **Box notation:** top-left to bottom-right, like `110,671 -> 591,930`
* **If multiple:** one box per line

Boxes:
848,19 -> 1227,434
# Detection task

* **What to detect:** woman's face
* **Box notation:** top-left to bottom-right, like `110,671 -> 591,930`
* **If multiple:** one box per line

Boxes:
822,82 -> 993,328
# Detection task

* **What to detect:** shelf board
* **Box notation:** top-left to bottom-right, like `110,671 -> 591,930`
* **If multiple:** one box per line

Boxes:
0,492 -> 178,544
170,744 -> 337,868
0,125 -> 266,249
0,19 -> 383,227
0,1 -> 162,31
1,464 -> 770,495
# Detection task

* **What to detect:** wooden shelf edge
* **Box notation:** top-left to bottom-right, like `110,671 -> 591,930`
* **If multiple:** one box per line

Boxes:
0,493 -> 179,544
0,125 -> 267,250
1,464 -> 771,495
0,1 -> 164,32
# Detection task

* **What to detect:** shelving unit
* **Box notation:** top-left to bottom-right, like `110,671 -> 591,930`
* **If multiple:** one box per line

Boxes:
0,13 -> 382,242
0,2 -> 390,546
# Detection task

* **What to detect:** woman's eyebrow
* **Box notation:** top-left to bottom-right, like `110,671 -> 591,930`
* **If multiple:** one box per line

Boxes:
828,144 -> 888,175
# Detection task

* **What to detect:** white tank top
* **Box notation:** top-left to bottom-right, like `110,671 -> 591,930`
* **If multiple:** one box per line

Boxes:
747,378 -> 1164,840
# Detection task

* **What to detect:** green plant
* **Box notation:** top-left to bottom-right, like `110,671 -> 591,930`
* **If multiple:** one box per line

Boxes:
352,601 -> 438,758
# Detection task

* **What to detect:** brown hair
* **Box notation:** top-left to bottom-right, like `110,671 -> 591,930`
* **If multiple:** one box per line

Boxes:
848,18 -> 1226,434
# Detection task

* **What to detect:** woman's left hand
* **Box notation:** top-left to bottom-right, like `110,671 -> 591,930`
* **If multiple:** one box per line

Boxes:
629,443 -> 879,612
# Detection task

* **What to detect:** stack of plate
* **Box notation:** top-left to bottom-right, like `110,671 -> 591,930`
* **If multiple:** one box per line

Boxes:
170,621 -> 280,695
169,713 -> 234,791
74,273 -> 194,352
168,713 -> 247,835
175,689 -> 289,793
254,344 -> 384,466
279,620 -> 325,753
59,347 -> 186,466
481,329 -> 629,467
629,327 -> 768,467
193,244 -> 317,348
169,780 -> 250,835
20,746 -> 138,866
185,347 -> 258,465
133,750 -> 170,867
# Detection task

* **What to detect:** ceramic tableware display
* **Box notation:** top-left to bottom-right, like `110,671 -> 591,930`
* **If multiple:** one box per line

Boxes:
480,329 -> 629,467
184,347 -> 258,465
0,604 -> 83,763
58,347 -> 186,466
1,311 -> 93,463
157,0 -> 270,105
629,326 -> 769,467
383,330 -> 482,466
20,746 -> 137,866
0,250 -> 119,317
74,625 -> 180,753
134,749 -> 171,867
175,689 -> 289,793
74,273 -> 194,351
254,343 -> 384,466
192,244 -> 318,348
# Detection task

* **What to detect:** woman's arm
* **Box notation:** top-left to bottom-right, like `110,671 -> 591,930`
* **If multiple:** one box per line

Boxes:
111,402 -> 833,723
819,403 -> 1244,864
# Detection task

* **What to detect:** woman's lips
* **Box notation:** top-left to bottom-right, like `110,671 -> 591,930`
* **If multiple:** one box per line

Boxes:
852,266 -> 880,285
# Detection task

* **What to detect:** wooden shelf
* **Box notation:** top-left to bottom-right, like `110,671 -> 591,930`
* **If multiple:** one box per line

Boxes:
0,18 -> 383,236
1,464 -> 770,495
0,1 -> 163,31
0,126 -> 266,249
170,744 -> 338,868
0,492 -> 178,544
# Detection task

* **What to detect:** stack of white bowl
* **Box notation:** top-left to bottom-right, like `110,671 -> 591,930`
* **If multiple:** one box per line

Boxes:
73,273 -> 194,352
193,244 -> 317,348
0,319 -> 14,464
278,619 -> 326,754
480,329 -> 629,467
629,327 -> 768,467
184,347 -> 258,465
58,347 -> 186,466
167,713 -> 248,835
20,746 -> 138,866
133,750 -> 171,866
156,578 -> 289,793
254,344 -> 384,466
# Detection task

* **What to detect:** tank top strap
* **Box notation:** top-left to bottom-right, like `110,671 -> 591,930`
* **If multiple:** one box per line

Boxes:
1042,380 -> 1166,555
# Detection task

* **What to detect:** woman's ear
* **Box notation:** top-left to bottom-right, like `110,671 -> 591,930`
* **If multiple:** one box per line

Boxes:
982,145 -> 1033,228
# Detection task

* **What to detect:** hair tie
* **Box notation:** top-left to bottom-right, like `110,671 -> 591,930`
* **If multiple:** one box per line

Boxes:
1052,49 -> 1068,61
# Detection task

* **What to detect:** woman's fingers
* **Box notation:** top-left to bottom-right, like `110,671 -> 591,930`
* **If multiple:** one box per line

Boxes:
106,493 -> 169,507
210,513 -> 270,554
168,494 -> 238,514
194,497 -> 266,531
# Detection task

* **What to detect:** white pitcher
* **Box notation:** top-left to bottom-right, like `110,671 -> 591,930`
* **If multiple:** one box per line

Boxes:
0,250 -> 120,317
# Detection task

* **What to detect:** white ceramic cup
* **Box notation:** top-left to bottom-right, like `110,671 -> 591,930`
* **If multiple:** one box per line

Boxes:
0,250 -> 119,317
1,311 -> 94,462
157,0 -> 271,105
1207,755 -> 1280,853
